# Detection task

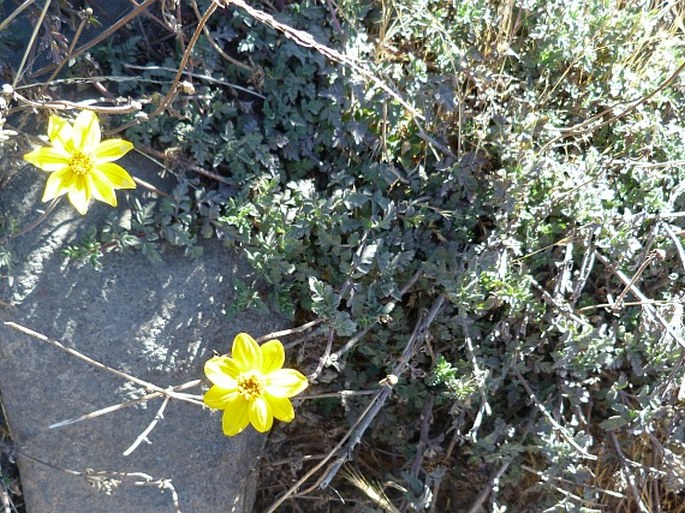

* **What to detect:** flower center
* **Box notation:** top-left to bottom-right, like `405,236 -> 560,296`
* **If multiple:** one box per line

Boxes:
69,151 -> 93,176
237,372 -> 264,401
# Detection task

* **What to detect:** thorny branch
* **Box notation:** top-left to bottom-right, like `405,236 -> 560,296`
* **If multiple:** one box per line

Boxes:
264,295 -> 445,513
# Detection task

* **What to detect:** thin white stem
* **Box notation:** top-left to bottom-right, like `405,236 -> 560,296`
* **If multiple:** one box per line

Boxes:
49,379 -> 201,429
123,396 -> 170,456
4,322 -> 204,406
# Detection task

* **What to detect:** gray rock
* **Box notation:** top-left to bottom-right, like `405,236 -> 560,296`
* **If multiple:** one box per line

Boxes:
0,153 -> 280,513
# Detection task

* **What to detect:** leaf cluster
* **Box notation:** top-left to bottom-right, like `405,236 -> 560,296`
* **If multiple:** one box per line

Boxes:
26,0 -> 685,511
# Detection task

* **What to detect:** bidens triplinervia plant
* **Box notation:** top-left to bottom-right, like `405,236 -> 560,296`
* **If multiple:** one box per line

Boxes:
203,332 -> 308,436
23,110 -> 136,215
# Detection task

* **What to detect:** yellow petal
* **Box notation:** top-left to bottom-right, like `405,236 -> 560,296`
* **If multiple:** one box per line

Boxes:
264,369 -> 309,398
249,397 -> 273,432
96,162 -> 136,190
222,396 -> 251,436
261,339 -> 285,374
204,356 -> 241,388
88,169 -> 118,207
232,333 -> 262,371
265,394 -> 295,422
24,146 -> 71,171
73,110 -> 101,153
67,175 -> 91,215
42,168 -> 73,202
95,139 -> 134,162
203,385 -> 238,409
47,115 -> 73,151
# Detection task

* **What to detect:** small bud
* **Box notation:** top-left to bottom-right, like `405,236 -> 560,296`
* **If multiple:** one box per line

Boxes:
179,81 -> 196,95
379,374 -> 398,387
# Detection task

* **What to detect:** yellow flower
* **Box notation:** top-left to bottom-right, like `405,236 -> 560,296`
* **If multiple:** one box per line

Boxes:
23,110 -> 136,215
204,332 -> 309,436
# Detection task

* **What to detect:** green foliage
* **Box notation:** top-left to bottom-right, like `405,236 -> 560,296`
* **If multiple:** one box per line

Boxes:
430,355 -> 478,404
29,0 -> 685,510
227,278 -> 268,316
61,224 -> 105,270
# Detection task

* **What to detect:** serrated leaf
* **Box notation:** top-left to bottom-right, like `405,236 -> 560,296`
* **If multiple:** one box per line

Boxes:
599,415 -> 628,431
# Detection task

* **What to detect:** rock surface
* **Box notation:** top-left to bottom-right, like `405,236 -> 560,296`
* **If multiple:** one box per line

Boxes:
0,153 -> 280,513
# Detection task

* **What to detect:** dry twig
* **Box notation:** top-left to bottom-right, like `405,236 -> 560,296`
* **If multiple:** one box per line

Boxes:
4,321 -> 204,406
110,0 -> 218,134
513,367 -> 597,461
0,441 -> 182,513
610,432 -> 650,513
122,396 -> 170,456
264,295 -> 445,513
49,379 -> 202,429
594,251 -> 685,350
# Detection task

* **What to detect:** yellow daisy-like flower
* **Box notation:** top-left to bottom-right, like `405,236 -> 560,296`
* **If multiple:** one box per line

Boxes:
204,332 -> 309,436
23,110 -> 136,215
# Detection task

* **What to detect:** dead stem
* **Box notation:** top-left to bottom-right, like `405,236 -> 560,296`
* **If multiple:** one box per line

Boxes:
3,321 -> 204,407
